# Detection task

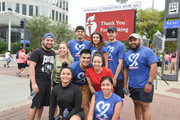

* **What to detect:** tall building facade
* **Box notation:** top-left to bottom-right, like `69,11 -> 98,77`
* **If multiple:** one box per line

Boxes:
0,0 -> 68,50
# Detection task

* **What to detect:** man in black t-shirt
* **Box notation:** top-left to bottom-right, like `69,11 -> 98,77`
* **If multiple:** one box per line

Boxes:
29,33 -> 55,120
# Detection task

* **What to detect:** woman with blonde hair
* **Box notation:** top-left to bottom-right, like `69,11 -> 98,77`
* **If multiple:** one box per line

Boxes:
53,41 -> 74,86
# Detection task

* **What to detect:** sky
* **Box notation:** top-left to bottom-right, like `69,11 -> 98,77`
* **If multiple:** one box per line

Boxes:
68,0 -> 165,29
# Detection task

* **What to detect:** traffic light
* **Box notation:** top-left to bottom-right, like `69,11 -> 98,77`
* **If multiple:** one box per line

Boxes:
20,20 -> 24,28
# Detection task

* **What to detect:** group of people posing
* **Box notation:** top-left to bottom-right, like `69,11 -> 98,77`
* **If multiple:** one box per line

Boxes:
28,25 -> 157,120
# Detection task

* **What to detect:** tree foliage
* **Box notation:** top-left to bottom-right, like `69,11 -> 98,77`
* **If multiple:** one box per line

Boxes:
26,16 -> 75,49
136,8 -> 164,42
0,40 -> 8,54
51,21 -> 75,48
26,16 -> 52,49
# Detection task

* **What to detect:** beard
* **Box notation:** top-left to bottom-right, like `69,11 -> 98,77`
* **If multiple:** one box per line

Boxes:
129,43 -> 140,51
43,42 -> 52,50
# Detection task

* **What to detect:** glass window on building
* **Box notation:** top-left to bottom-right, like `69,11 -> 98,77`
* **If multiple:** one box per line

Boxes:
63,13 -> 65,21
48,8 -> 52,18
59,13 -> 61,22
15,3 -> 20,13
63,0 -> 65,10
52,10 -> 55,20
66,15 -> 68,22
56,11 -> 58,21
0,2 -> 1,12
66,2 -> 68,11
36,6 -> 39,16
7,2 -> 13,11
60,0 -> 62,8
22,4 -> 27,15
2,2 -> 5,11
29,5 -> 33,16
42,6 -> 47,16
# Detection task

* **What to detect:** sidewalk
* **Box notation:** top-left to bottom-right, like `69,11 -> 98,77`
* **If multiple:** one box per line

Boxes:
0,65 -> 180,120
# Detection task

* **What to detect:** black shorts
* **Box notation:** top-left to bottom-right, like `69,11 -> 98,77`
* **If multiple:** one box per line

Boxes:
75,111 -> 85,120
114,79 -> 124,98
129,86 -> 154,103
31,83 -> 51,109
18,63 -> 25,69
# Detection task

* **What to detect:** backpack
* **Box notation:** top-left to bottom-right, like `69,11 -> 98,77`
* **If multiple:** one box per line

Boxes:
172,52 -> 176,58
16,52 -> 19,59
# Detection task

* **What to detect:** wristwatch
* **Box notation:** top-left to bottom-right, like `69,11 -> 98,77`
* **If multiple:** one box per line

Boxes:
148,81 -> 152,85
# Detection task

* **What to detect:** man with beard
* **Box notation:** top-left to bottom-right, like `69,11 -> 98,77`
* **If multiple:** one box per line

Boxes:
68,25 -> 91,62
70,49 -> 92,120
29,33 -> 55,120
105,26 -> 126,98
123,33 -> 157,120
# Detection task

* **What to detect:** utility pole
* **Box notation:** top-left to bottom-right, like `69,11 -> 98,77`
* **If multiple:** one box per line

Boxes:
152,0 -> 154,9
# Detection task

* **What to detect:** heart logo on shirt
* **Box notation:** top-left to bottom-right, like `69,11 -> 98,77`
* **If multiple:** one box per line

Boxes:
129,53 -> 140,67
75,44 -> 85,54
96,101 -> 110,119
107,46 -> 114,58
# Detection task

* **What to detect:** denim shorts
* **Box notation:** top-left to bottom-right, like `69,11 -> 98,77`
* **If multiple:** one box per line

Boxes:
129,86 -> 154,103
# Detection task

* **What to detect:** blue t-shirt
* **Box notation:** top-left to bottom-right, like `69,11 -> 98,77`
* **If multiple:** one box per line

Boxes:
124,46 -> 158,88
90,46 -> 108,58
94,91 -> 123,120
70,61 -> 93,87
68,39 -> 91,62
105,41 -> 125,80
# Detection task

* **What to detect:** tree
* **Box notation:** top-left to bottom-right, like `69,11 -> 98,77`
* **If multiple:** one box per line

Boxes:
136,8 -> 164,43
51,21 -> 76,48
26,16 -> 75,49
0,40 -> 8,54
26,16 -> 52,49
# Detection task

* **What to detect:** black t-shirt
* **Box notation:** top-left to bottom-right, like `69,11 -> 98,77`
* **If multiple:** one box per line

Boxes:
49,82 -> 83,120
30,47 -> 55,84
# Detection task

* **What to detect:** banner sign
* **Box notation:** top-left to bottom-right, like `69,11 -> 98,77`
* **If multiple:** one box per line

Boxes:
85,9 -> 136,41
83,2 -> 140,13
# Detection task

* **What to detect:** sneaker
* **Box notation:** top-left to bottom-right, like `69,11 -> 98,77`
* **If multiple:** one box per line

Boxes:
4,64 -> 6,67
16,72 -> 21,77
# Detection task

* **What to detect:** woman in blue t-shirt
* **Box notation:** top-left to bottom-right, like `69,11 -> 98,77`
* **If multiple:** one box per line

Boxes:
88,76 -> 123,120
90,32 -> 108,68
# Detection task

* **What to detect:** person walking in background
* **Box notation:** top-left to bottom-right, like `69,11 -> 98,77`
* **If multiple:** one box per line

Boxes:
124,33 -> 157,120
3,50 -> 12,68
170,50 -> 177,74
90,31 -> 108,68
68,25 -> 91,62
49,62 -> 84,120
105,26 -> 125,98
16,48 -> 26,77
164,52 -> 170,70
28,33 -> 55,120
88,76 -> 123,120
86,51 -> 113,93
70,49 -> 92,120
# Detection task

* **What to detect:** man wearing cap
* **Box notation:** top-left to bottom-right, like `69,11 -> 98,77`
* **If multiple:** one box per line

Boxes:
105,26 -> 126,98
29,33 -> 55,120
68,25 -> 91,62
123,33 -> 157,120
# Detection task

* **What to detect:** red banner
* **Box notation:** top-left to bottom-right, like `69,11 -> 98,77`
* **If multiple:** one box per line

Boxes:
85,10 -> 135,41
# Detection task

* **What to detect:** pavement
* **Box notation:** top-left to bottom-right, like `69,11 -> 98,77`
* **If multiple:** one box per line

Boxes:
0,59 -> 180,120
